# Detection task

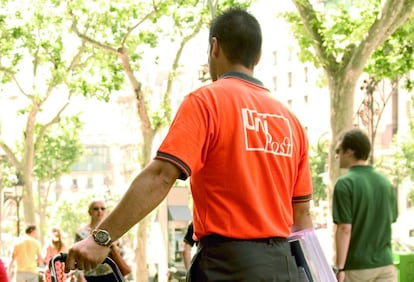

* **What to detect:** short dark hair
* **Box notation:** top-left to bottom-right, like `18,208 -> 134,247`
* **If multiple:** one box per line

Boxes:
339,128 -> 371,160
25,224 -> 36,234
209,7 -> 262,68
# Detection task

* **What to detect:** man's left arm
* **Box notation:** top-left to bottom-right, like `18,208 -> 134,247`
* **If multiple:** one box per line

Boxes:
291,201 -> 314,232
65,159 -> 181,273
334,223 -> 351,282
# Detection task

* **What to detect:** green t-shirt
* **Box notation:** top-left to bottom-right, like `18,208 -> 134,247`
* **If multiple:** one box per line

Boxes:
332,165 -> 398,270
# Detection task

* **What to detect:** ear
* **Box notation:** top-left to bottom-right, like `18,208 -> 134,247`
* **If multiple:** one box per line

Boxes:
210,37 -> 220,58
254,50 -> 262,66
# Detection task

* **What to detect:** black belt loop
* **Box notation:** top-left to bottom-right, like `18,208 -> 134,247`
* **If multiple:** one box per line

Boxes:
199,234 -> 286,247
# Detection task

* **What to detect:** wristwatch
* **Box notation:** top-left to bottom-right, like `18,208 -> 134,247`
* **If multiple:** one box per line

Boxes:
92,229 -> 112,247
332,266 -> 345,274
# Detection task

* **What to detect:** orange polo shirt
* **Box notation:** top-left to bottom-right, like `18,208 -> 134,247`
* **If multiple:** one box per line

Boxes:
156,72 -> 312,239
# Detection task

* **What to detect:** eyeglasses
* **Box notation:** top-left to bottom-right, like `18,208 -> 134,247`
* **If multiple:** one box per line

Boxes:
93,207 -> 106,211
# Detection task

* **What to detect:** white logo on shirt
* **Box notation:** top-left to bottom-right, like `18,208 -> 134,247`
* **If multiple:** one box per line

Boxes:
242,108 -> 293,157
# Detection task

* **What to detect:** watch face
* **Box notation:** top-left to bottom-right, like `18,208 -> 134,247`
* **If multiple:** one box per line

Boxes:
95,230 -> 109,244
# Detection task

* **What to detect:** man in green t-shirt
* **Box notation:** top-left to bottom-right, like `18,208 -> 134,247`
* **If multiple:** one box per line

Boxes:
332,128 -> 398,282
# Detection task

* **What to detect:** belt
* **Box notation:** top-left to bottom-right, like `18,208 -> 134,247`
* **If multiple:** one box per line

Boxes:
199,234 -> 286,247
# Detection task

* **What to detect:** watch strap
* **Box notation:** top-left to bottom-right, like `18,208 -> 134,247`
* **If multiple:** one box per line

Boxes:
332,266 -> 345,274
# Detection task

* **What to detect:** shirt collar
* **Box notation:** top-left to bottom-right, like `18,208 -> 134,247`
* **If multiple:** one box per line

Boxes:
220,71 -> 264,87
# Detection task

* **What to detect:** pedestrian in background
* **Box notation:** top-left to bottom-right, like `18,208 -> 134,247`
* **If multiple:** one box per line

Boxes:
333,128 -> 398,282
182,222 -> 196,271
75,199 -> 113,282
8,224 -> 42,282
65,7 -> 314,281
75,199 -> 131,282
0,258 -> 8,282
43,227 -> 70,282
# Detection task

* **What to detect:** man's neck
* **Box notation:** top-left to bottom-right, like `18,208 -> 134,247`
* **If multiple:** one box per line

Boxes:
349,160 -> 368,167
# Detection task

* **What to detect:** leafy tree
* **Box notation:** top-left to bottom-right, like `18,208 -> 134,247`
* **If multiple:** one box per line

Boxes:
33,115 -> 83,240
355,16 -> 414,164
33,116 -> 83,182
284,0 -> 414,196
49,193 -> 92,243
0,0 -> 116,228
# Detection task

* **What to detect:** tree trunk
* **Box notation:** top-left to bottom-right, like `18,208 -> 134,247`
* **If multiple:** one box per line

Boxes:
135,216 -> 150,282
327,71 -> 358,193
22,173 -> 36,225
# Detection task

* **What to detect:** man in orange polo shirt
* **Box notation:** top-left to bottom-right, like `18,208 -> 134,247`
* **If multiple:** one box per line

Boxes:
65,7 -> 314,281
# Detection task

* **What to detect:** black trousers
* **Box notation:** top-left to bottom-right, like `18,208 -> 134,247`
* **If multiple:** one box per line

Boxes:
187,234 -> 300,282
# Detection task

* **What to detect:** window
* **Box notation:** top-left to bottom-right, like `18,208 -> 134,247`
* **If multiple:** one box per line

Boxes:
272,51 -> 278,66
304,66 -> 309,83
71,179 -> 78,190
71,145 -> 111,171
288,72 -> 293,87
272,76 -> 278,91
87,176 -> 93,189
408,189 -> 414,208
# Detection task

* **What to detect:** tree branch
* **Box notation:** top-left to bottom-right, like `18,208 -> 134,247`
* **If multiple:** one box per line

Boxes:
0,142 -> 22,171
70,19 -> 118,55
348,0 -> 414,72
117,48 -> 151,131
291,0 -> 337,72
0,66 -> 32,98
67,41 -> 87,72
36,100 -> 70,148
121,9 -> 157,46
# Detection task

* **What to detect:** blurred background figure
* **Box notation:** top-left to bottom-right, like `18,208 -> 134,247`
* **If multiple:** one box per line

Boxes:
0,257 -> 8,282
8,225 -> 42,282
182,222 -> 196,271
75,199 -> 131,281
43,227 -> 71,282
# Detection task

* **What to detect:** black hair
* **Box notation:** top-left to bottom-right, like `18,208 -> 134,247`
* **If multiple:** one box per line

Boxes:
209,7 -> 262,68
339,128 -> 371,160
25,224 -> 36,234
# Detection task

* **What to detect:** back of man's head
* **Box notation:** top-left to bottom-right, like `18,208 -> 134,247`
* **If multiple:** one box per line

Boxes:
340,128 -> 371,160
25,224 -> 36,235
209,7 -> 262,69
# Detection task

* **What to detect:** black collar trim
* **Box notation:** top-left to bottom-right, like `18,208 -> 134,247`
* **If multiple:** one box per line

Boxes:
220,71 -> 264,87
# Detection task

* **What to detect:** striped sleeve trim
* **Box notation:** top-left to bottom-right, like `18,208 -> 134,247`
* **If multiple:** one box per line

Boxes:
292,194 -> 312,202
155,152 -> 191,180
